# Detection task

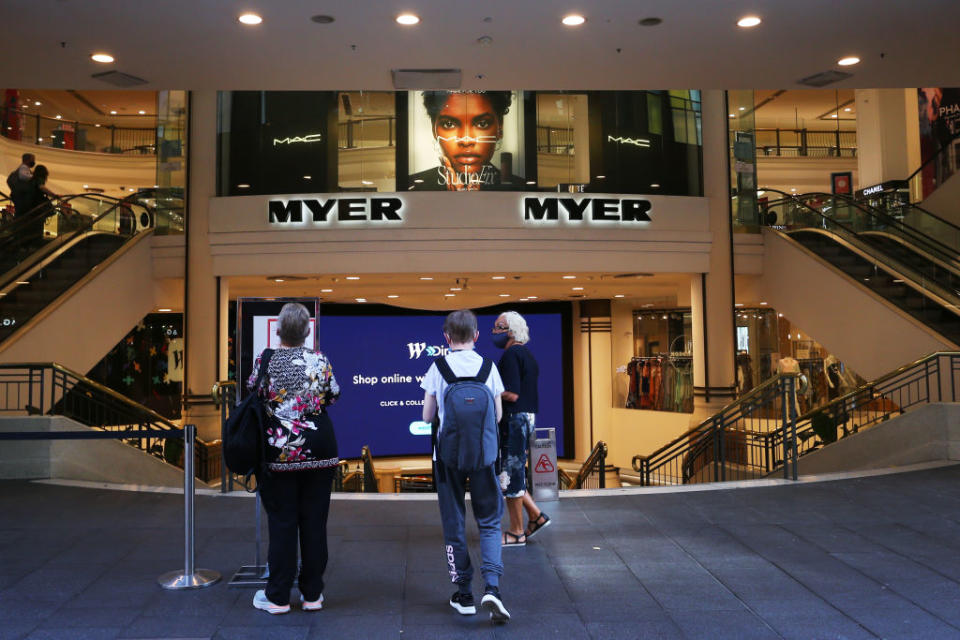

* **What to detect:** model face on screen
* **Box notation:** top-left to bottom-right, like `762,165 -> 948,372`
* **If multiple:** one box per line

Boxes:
434,93 -> 502,176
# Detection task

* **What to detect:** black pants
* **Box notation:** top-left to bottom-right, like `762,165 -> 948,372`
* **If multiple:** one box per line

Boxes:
258,467 -> 335,605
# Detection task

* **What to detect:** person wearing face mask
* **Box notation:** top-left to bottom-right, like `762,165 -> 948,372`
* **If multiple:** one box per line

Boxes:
492,311 -> 549,546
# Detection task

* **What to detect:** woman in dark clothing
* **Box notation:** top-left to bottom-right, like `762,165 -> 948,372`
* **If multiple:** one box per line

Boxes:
22,165 -> 58,244
247,302 -> 340,614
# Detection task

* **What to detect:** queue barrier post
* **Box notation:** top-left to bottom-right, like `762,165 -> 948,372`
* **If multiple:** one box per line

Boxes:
158,424 -> 222,590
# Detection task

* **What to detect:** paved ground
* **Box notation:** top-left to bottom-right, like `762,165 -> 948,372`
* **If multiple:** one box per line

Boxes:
4,465 -> 960,639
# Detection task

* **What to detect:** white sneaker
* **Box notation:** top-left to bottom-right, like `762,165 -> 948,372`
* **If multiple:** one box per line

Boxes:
300,593 -> 324,611
253,589 -> 290,615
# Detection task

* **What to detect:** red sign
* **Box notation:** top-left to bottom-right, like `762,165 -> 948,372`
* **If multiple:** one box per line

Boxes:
534,454 -> 554,473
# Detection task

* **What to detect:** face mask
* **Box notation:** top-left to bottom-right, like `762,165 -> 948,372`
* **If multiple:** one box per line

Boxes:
492,332 -> 510,349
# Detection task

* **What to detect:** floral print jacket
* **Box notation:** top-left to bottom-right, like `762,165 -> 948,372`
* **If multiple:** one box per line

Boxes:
247,347 -> 340,470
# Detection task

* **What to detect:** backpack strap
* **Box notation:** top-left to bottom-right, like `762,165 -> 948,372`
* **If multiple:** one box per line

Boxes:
254,348 -> 275,393
434,356 -> 456,384
474,358 -> 493,384
435,355 -> 493,384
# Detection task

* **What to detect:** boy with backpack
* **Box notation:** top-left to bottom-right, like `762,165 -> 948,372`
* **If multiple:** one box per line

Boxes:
420,309 -> 510,623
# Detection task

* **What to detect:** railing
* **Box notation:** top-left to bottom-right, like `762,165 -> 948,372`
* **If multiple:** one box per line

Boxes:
560,441 -> 608,489
0,362 -> 216,479
755,128 -> 857,158
1,106 -> 157,154
633,375 -> 798,486
907,131 -> 960,202
537,126 -> 575,155
632,353 -> 960,486
337,117 -> 395,150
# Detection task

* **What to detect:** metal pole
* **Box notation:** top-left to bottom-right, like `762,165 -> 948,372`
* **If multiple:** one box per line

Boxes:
788,376 -> 798,481
781,378 -> 789,480
158,424 -> 221,589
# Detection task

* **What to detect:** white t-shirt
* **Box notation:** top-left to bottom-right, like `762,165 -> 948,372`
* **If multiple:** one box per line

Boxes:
421,349 -> 504,427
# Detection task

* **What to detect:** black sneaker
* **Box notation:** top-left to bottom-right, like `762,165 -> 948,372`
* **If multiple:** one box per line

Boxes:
449,591 -> 476,615
480,586 -> 510,623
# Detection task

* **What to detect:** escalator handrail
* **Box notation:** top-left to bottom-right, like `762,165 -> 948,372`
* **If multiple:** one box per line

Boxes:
823,190 -> 960,236
771,189 -> 960,265
0,195 -> 153,291
0,193 -> 127,245
904,130 -> 960,187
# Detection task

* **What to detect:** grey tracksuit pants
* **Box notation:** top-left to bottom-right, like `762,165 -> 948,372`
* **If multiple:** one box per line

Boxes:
435,459 -> 504,589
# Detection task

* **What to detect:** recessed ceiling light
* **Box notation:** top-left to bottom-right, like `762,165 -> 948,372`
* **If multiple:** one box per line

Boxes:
614,294 -> 625,298
419,276 -> 433,281
91,53 -> 114,63
396,13 -> 420,25
450,287 -> 462,291
16,281 -> 30,285
83,184 -> 89,189
55,115 -> 62,120
138,110 -> 146,115
650,183 -> 660,188
444,293 -> 456,297
361,180 -> 374,185
844,107 -> 853,112
321,288 -> 333,293
738,107 -> 746,111
760,301 -> 768,305
238,13 -> 263,25
94,123 -> 101,127
387,294 -> 399,298
274,278 -> 285,283
237,183 -> 250,189
572,287 -> 584,291
838,56 -> 860,66
34,101 -> 41,106
499,294 -> 511,297
735,303 -> 744,307
303,175 -> 312,180
110,110 -> 117,114
790,187 -> 797,192
355,298 -> 367,303
414,179 -> 424,183
346,276 -> 360,280
562,14 -> 586,26
737,15 -> 761,27
639,17 -> 662,27
491,276 -> 506,280
528,296 -> 538,300
562,275 -> 576,279
595,175 -> 606,179
729,114 -> 735,118
158,308 -> 172,312
311,14 -> 335,24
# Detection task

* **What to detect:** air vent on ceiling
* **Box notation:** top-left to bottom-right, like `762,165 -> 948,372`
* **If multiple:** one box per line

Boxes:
91,70 -> 148,87
391,68 -> 462,90
797,70 -> 852,88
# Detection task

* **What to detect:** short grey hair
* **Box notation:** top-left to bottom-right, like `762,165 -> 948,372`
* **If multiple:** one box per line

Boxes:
444,309 -> 478,344
276,303 -> 311,346
501,311 -> 529,344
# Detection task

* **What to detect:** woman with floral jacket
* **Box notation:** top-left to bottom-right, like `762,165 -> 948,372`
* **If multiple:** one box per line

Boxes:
246,302 -> 340,615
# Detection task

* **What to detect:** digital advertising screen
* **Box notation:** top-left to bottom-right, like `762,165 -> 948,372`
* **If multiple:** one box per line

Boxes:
317,307 -> 570,459
407,90 -> 528,191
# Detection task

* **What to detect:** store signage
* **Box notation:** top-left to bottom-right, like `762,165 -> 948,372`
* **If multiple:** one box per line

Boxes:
273,133 -> 323,146
607,135 -> 651,148
861,184 -> 884,196
522,196 -> 652,223
268,197 -> 404,224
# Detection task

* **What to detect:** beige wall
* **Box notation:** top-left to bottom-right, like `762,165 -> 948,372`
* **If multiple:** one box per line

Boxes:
757,156 -> 859,194
855,88 -> 922,187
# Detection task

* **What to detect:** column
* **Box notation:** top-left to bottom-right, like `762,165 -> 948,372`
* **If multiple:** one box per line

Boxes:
855,89 -> 921,187
183,90 -> 221,442
690,90 -> 737,424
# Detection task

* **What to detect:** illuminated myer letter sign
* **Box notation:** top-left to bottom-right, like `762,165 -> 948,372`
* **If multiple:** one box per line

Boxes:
523,197 -> 652,223
269,197 -> 404,224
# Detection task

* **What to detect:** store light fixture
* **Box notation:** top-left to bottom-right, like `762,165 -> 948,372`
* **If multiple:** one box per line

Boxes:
387,294 -> 399,298
158,308 -> 172,312
16,281 -> 30,285
562,275 -> 576,280
94,124 -> 101,127
650,183 -> 660,188
303,175 -> 312,180
346,276 -> 360,280
138,110 -> 146,115
838,56 -> 860,66
396,13 -> 420,25
321,288 -> 333,292
110,110 -> 117,115
238,13 -> 263,25
273,278 -> 285,283
562,14 -> 586,26
760,301 -> 768,305
492,276 -> 506,280
419,276 -> 433,281
34,101 -> 41,106
614,294 -> 625,298
526,180 -> 536,185
778,313 -> 783,317
737,15 -> 761,27
572,287 -> 584,291
499,294 -> 510,297
237,183 -> 250,189
91,52 -> 115,63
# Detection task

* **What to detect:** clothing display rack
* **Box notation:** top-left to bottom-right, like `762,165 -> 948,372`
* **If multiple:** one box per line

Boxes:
624,355 -> 693,413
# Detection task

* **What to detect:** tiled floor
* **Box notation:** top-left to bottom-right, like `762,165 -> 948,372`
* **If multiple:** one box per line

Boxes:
4,465 -> 960,639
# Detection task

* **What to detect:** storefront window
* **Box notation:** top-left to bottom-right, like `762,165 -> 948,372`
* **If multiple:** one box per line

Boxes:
624,309 -> 694,413
338,91 -> 396,192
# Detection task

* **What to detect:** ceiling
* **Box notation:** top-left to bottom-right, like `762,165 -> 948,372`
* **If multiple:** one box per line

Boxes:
224,271 -> 691,311
3,1 -> 959,91
13,90 -> 157,127
752,89 -> 857,131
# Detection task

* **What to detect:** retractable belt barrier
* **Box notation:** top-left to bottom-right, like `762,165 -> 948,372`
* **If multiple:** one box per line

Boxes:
0,424 -> 221,590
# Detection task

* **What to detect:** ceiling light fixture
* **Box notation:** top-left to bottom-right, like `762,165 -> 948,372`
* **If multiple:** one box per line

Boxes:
638,17 -> 662,26
34,101 -> 41,106
838,56 -> 860,66
737,15 -> 761,27
346,276 -> 360,280
396,13 -> 420,25
55,115 -> 62,119
273,278 -> 285,282
562,275 -> 576,279
138,110 -> 146,115
562,14 -> 586,26
729,114 -> 735,118
238,13 -> 263,25
303,175 -> 312,180
444,293 -> 456,297
91,53 -> 115,63
738,107 -> 746,111
387,294 -> 399,298
321,288 -> 333,293
110,110 -> 117,114
237,183 -> 250,189
158,308 -> 172,312
355,298 -> 367,303
614,294 -> 625,298
572,287 -> 584,291
419,276 -> 433,281
499,294 -> 510,297
491,276 -> 506,280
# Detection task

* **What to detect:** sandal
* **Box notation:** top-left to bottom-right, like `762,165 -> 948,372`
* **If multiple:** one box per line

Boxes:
525,512 -> 551,539
502,531 -> 526,547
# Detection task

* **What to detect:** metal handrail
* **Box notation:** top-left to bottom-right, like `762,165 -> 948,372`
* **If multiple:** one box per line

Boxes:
569,441 -> 607,489
905,131 -> 960,185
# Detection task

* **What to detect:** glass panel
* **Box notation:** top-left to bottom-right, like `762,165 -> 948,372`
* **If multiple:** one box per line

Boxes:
338,91 -> 396,192
536,93 -> 589,189
154,90 -> 187,234
729,90 -> 758,231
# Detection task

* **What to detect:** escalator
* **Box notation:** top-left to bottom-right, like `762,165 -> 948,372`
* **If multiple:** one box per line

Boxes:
761,189 -> 960,348
0,194 -> 154,345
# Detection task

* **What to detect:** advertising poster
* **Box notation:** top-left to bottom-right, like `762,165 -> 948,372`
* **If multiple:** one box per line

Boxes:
407,90 -> 527,191
831,171 -> 853,195
917,88 -> 960,199
318,310 -> 569,459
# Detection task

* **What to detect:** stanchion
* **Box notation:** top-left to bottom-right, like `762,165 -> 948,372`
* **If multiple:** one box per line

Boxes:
158,424 -> 221,590
228,487 -> 269,587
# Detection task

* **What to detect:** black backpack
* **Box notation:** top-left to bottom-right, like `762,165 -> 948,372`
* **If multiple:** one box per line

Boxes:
223,349 -> 274,479
435,356 -> 499,472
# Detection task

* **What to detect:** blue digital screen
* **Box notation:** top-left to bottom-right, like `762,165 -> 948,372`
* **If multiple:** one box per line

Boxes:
318,313 -> 566,458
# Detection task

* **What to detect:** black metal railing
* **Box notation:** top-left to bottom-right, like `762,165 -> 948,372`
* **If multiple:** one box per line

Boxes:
1,106 -> 157,154
755,128 -> 857,158
0,362 -> 215,478
337,117 -> 395,150
632,352 -> 960,486
560,441 -> 608,489
537,126 -> 575,155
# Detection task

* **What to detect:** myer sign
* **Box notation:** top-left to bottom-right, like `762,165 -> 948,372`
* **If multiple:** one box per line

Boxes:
522,196 -> 652,224
268,197 -> 404,224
